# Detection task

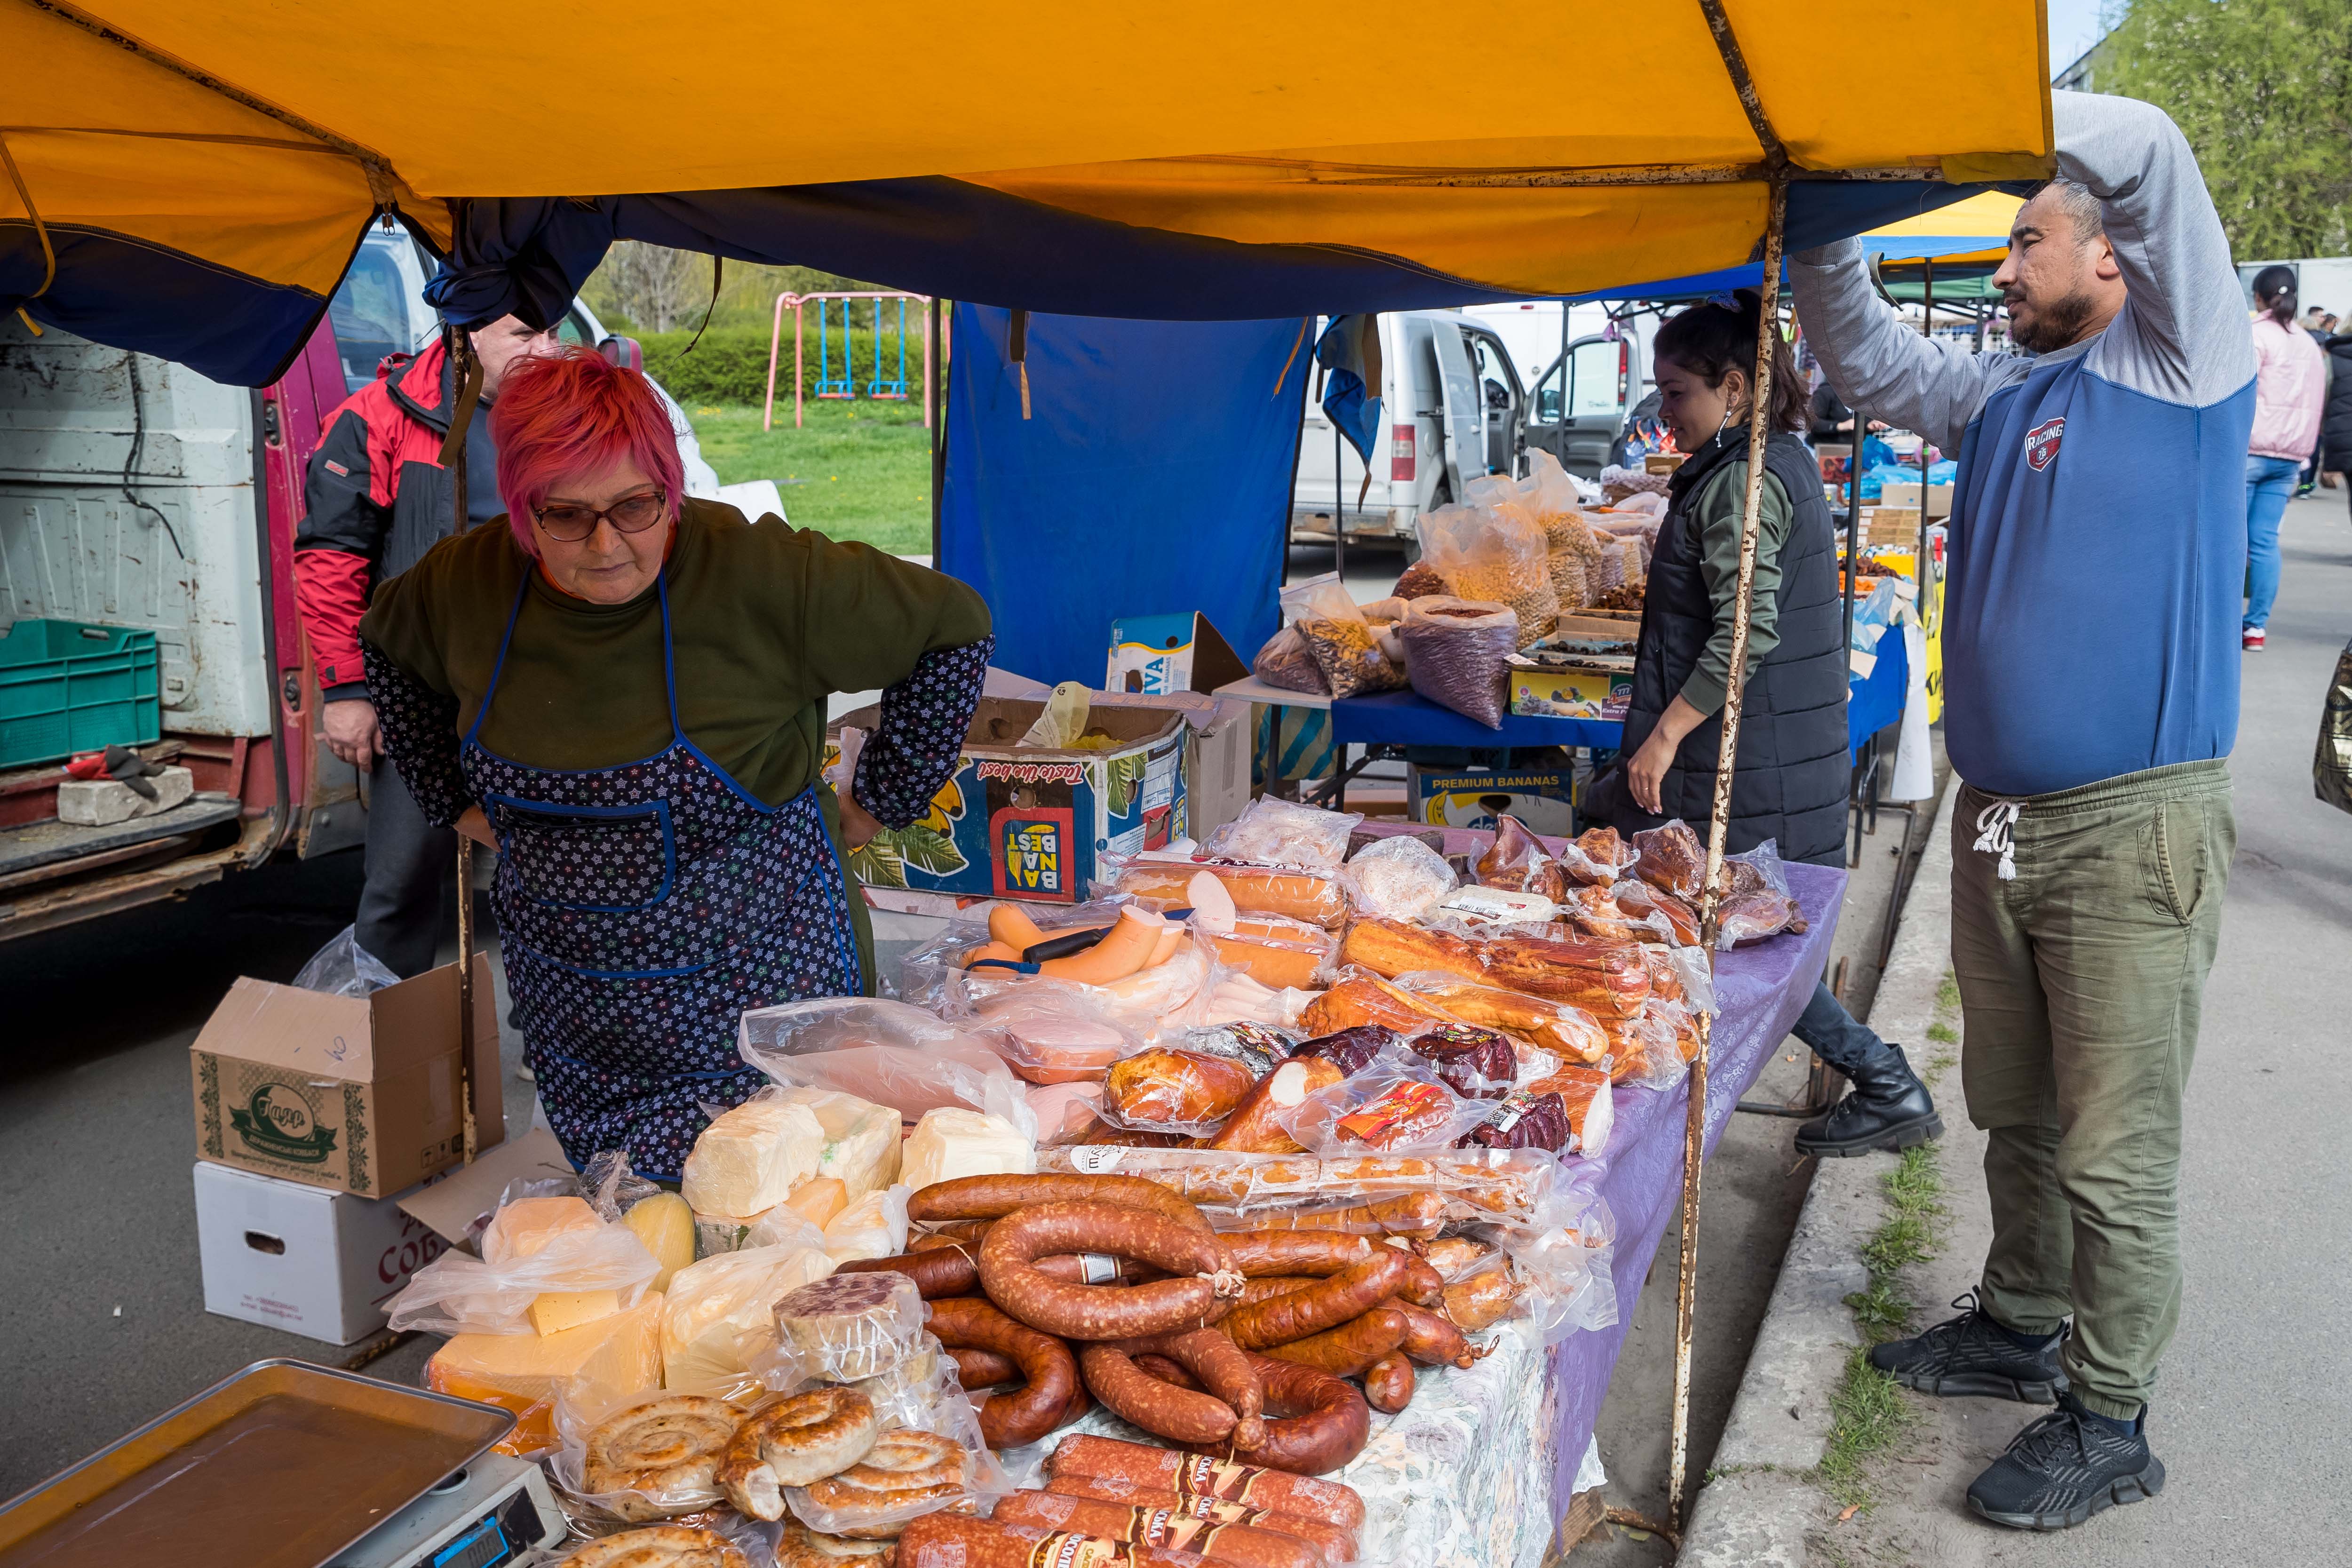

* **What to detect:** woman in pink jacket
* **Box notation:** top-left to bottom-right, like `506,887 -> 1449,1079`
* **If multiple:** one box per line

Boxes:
2244,265 -> 2325,650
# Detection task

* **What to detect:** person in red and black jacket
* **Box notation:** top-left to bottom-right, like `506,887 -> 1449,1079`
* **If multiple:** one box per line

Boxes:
294,316 -> 558,975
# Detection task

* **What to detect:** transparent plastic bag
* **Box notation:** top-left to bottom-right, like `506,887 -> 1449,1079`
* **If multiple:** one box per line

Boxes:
1547,548 -> 1590,612
772,1271 -> 929,1383
973,989 -> 1149,1085
1280,575 -> 1404,698
579,1151 -> 667,1226
1718,840 -> 1808,949
781,1415 -> 1003,1540
1416,501 -> 1557,648
1101,855 -> 1351,930
1279,1055 -> 1496,1155
548,1381 -> 765,1524
388,1198 -> 660,1336
1040,1144 -> 1561,1232
737,997 -> 1038,1143
1250,627 -> 1329,696
291,924 -> 398,997
660,1240 -> 835,1393
1400,596 -> 1519,729
551,1511 -> 777,1562
814,1184 -> 911,1264
1476,812 -> 1550,893
1338,835 -> 1456,924
1202,797 -> 1362,872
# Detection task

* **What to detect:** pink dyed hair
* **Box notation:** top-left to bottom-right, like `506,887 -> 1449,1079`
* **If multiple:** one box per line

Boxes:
490,347 -> 685,554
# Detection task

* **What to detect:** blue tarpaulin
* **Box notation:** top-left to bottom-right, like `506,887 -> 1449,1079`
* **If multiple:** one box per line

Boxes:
939,306 -> 1312,689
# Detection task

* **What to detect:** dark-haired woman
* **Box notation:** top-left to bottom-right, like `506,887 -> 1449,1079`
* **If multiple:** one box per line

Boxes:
1588,293 -> 1939,1156
2242,264 -> 2323,651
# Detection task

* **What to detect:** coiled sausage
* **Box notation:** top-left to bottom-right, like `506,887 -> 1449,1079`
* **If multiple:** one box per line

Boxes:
981,1203 -> 1241,1340
925,1297 -> 1081,1448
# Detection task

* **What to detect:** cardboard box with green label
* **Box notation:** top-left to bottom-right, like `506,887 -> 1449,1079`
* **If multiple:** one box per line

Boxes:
190,955 -> 502,1198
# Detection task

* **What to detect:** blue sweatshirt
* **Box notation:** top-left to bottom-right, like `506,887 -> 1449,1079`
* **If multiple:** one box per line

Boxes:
1790,94 -> 2256,798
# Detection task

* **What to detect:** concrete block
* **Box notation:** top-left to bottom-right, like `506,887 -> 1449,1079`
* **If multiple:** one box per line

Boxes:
1678,1471 -> 1822,1568
56,765 -> 193,826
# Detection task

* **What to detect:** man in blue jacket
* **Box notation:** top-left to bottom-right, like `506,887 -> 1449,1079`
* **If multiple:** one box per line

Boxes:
1792,93 -> 2253,1532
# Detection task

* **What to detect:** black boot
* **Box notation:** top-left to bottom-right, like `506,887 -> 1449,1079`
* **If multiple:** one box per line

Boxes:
1794,1042 -> 1943,1157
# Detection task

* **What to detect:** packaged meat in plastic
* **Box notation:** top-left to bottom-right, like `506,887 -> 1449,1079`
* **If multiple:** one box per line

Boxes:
1554,825 -> 1639,887
972,992 -> 1146,1085
1717,841 -> 1809,948
1178,1020 -> 1295,1077
1202,796 -> 1363,872
1333,914 -> 1487,982
1399,596 -> 1519,729
1476,812 -> 1549,892
1204,913 -> 1335,991
1608,878 -> 1702,947
1280,1055 -> 1496,1155
1193,969 -> 1319,1032
1340,833 -> 1457,924
738,997 -> 1021,1121
1025,1080 -> 1108,1146
1250,626 -> 1330,696
1379,970 -> 1605,1065
1037,1144 -> 1560,1229
1523,1061 -> 1613,1155
1416,500 -> 1557,648
1297,968 -> 1462,1038
1405,1022 -> 1519,1098
1102,1047 -> 1259,1135
1280,574 -> 1405,698
1103,854 -> 1351,929
1293,1022 -> 1404,1077
1456,1090 -> 1572,1152
1632,821 -> 1705,898
771,1270 -> 927,1383
547,1383 -> 762,1526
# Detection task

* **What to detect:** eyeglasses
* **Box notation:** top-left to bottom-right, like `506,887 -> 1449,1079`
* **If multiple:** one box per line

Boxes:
533,489 -> 668,542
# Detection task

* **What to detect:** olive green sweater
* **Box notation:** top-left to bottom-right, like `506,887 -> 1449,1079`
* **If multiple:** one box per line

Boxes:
1677,461 -> 1792,717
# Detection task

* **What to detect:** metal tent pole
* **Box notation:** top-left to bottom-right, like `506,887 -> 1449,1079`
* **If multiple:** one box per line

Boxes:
1918,262 -> 1935,607
437,323 -> 485,1165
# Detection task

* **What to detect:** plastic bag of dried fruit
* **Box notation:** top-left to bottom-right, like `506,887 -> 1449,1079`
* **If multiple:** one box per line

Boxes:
1279,574 -> 1405,697
1415,501 -> 1557,648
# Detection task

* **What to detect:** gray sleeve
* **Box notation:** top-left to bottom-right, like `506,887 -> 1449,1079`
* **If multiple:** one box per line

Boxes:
1788,240 -> 2012,454
2054,92 -> 2256,406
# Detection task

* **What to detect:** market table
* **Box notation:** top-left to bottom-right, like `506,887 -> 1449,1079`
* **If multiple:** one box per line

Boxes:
1031,856 -> 1845,1566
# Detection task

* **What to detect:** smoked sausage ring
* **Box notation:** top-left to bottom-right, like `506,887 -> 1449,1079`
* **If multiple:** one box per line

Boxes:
910,1174 -> 1211,1232
923,1297 -> 1081,1449
1079,1342 -> 1238,1445
978,1202 -> 1241,1340
1108,1327 -> 1266,1449
1222,1250 -> 1412,1352
1187,1353 -> 1371,1477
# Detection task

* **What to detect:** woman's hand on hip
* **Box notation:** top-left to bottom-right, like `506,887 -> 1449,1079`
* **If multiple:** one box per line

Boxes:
454,805 -> 499,851
836,790 -> 883,850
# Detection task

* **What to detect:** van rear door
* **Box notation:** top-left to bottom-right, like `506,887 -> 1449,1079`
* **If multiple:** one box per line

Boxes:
1431,323 -> 1484,496
1548,334 -> 1630,475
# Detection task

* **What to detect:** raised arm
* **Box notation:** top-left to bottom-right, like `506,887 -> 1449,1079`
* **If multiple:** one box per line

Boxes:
2053,92 -> 2253,406
1788,240 -> 2002,454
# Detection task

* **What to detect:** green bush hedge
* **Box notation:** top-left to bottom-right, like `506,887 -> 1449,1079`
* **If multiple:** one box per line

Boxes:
634,323 -> 938,407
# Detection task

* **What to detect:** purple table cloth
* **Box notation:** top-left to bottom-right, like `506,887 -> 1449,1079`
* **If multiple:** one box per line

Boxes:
1542,858 -> 1845,1528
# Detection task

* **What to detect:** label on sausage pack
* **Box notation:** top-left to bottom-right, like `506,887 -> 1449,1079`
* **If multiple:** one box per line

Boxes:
1176,1453 -> 1266,1503
1076,1252 -> 1122,1284
1028,1531 -> 1125,1568
1126,1510 -> 1232,1552
1069,1146 -> 1126,1174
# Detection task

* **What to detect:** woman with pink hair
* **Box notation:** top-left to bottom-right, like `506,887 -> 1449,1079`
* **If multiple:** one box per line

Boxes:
358,349 -> 991,1175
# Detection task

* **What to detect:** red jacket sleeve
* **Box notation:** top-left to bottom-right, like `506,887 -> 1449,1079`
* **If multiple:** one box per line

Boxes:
295,405 -> 391,696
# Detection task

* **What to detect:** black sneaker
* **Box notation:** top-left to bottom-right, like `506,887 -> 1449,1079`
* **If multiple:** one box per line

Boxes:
1967,1395 -> 2164,1530
1868,1290 -> 2068,1402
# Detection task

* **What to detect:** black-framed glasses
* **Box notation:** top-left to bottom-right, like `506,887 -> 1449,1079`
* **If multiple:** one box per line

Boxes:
533,489 -> 667,542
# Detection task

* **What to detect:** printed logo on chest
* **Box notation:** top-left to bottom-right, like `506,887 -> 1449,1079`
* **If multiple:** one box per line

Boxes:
2024,416 -> 2064,472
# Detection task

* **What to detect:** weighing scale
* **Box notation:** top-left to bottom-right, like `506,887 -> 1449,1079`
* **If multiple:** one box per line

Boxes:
0,1361 -> 566,1568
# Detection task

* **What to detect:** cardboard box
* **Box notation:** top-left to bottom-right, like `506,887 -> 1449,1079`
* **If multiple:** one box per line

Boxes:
1875,481 -> 1951,519
190,955 -> 502,1199
397,1125 -> 577,1250
830,698 -> 1189,904
1406,767 -> 1576,836
193,1161 -> 449,1344
1509,658 -> 1632,721
1864,506 -> 1923,545
1644,453 -> 1686,475
1105,612 -> 1248,696
1091,689 -> 1254,847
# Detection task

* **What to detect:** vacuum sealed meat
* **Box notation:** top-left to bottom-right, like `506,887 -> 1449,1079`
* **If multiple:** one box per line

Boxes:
1476,812 -> 1550,892
1179,1021 -> 1295,1078
1405,1023 -> 1518,1098
1280,1057 -> 1494,1155
1399,596 -> 1519,729
772,1271 -> 928,1384
1456,1090 -> 1572,1153
1339,834 -> 1457,923
1104,857 -> 1351,929
1204,797 -> 1362,872
1292,1023 -> 1403,1077
1204,916 -> 1335,992
1250,628 -> 1329,697
1103,1048 -> 1260,1135
1632,820 -> 1706,899
1555,825 -> 1638,886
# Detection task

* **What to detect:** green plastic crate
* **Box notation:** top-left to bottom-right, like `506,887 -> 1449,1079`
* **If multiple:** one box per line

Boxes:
0,620 -> 162,770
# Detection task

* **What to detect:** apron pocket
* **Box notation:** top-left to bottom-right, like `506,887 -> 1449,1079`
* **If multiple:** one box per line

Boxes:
487,794 -> 676,912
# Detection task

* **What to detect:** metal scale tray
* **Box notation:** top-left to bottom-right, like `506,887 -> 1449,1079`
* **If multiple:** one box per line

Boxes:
0,1361 -> 516,1568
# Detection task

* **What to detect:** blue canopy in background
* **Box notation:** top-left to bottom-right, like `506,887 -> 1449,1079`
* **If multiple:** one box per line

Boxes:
940,306 -> 1312,690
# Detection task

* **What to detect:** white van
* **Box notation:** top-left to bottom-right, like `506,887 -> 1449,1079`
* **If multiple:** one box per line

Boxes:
1290,311 -> 1525,548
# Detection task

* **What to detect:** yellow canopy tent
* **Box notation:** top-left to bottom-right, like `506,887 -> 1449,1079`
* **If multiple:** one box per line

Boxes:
3,0 -> 2048,381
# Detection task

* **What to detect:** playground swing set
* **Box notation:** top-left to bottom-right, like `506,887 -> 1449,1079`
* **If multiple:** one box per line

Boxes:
763,289 -> 939,430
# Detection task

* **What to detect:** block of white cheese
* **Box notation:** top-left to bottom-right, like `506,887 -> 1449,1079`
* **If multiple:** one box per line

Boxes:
681,1098 -> 827,1220
821,1186 -> 906,1265
759,1086 -> 902,1202
482,1195 -> 604,1266
900,1107 -> 1034,1192
660,1242 -> 833,1393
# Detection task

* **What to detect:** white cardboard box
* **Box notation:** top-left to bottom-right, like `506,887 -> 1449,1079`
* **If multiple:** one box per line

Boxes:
193,1160 -> 448,1344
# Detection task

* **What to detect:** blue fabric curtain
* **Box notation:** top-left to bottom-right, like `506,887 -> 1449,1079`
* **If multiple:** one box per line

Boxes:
940,306 -> 1311,689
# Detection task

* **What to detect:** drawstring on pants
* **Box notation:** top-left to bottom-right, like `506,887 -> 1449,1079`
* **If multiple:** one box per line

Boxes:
1972,799 -> 2021,881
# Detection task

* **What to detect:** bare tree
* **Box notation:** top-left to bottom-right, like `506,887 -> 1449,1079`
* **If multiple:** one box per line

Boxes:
596,242 -> 706,334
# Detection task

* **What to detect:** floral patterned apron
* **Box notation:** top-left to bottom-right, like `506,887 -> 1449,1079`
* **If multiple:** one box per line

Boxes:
461,572 -> 862,1178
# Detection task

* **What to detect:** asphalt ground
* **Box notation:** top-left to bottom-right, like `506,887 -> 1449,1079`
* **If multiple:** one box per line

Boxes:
1820,489 -> 2352,1564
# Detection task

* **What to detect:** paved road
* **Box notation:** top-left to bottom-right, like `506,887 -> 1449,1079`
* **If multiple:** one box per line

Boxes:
1834,490 -> 2352,1563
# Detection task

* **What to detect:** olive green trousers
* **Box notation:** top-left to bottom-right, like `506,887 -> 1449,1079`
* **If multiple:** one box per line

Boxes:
1950,759 -> 2233,1421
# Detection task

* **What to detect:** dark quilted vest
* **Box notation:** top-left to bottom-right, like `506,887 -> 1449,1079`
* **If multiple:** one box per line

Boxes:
1618,425 -> 1850,868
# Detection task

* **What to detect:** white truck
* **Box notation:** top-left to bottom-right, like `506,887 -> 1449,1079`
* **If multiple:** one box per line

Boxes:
0,226 -> 731,940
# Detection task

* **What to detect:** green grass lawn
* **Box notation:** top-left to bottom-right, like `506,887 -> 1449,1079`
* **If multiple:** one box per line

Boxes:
684,401 -> 933,555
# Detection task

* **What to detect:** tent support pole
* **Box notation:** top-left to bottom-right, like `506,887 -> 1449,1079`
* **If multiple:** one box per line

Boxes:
439,323 -> 484,1167
1918,262 -> 1934,603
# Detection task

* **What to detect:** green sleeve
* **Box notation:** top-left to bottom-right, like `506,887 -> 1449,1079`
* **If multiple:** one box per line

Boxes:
792,530 -> 993,695
1676,462 -> 1791,717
